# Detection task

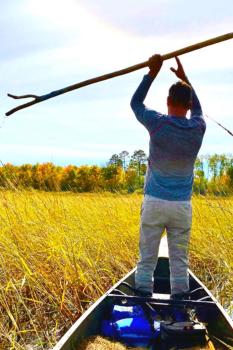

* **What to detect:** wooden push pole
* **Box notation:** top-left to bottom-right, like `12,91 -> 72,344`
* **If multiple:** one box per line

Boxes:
5,32 -> 233,116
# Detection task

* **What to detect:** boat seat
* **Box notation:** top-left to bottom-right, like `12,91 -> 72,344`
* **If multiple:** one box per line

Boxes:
152,293 -> 171,300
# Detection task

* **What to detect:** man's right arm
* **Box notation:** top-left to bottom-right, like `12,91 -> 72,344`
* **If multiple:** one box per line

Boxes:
130,54 -> 163,130
130,74 -> 155,126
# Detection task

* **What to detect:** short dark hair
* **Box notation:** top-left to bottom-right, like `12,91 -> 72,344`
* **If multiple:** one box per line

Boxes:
168,81 -> 192,108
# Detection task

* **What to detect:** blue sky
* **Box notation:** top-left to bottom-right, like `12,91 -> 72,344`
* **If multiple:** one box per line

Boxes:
0,0 -> 232,165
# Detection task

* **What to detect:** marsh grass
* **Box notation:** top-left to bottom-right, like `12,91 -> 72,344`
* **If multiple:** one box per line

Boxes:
78,335 -> 145,350
0,190 -> 232,349
190,196 -> 233,308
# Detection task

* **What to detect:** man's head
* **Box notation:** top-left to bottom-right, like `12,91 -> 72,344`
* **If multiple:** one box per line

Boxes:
167,81 -> 192,116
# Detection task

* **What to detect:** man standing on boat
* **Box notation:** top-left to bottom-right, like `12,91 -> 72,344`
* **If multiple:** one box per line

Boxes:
130,55 -> 206,298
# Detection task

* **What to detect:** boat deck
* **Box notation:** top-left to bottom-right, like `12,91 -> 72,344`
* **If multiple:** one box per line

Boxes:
53,237 -> 233,350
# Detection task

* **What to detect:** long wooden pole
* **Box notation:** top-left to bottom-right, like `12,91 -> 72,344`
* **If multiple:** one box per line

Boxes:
5,32 -> 233,116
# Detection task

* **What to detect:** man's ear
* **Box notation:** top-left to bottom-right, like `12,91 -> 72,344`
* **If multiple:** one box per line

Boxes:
167,96 -> 171,106
188,100 -> 192,110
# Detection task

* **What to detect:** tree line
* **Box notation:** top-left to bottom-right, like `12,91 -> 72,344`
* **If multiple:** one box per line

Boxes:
0,151 -> 232,195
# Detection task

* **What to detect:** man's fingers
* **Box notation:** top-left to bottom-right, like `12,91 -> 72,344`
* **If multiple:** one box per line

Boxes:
149,54 -> 162,61
175,56 -> 182,68
170,67 -> 176,73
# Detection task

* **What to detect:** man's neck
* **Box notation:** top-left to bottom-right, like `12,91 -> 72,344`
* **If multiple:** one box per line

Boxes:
168,106 -> 187,118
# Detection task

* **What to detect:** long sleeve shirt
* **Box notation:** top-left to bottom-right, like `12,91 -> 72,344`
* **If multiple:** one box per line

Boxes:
130,74 -> 206,201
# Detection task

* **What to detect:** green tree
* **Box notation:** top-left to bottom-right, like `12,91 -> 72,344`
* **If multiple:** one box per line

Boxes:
193,157 -> 207,195
119,151 -> 129,171
209,154 -> 219,180
130,150 -> 147,187
227,161 -> 233,188
108,154 -> 123,167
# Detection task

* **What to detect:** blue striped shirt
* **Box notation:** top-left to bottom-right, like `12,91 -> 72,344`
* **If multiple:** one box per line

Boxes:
130,74 -> 206,201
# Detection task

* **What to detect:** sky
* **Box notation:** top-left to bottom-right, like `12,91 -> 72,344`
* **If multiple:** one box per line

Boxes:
0,0 -> 232,166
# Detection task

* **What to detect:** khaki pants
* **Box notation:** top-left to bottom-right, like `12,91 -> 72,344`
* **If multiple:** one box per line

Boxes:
135,195 -> 192,295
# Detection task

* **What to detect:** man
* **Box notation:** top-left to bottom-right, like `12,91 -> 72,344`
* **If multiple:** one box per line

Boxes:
130,54 -> 206,298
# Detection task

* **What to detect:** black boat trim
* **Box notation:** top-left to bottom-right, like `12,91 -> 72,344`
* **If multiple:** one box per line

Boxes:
107,294 -> 217,308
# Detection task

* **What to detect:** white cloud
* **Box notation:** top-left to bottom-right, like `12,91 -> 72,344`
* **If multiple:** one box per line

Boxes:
0,142 -> 148,166
0,0 -> 232,165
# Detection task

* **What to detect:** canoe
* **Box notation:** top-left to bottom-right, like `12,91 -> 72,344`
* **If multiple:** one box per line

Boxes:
53,239 -> 233,350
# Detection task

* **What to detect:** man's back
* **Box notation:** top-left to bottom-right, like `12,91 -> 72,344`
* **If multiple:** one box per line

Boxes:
131,74 -> 206,201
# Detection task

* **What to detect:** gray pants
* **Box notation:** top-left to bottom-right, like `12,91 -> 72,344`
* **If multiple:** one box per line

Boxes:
135,195 -> 192,295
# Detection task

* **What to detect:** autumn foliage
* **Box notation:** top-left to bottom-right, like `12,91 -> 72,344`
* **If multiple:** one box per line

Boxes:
0,152 -> 232,194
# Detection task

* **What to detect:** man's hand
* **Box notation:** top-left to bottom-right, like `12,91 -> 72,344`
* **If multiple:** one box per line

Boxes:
148,54 -> 163,79
170,57 -> 188,82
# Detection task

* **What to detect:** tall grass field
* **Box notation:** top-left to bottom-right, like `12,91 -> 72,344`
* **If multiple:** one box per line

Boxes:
0,191 -> 232,349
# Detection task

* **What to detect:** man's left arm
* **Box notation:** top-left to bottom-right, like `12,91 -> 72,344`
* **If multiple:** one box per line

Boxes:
170,56 -> 206,132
